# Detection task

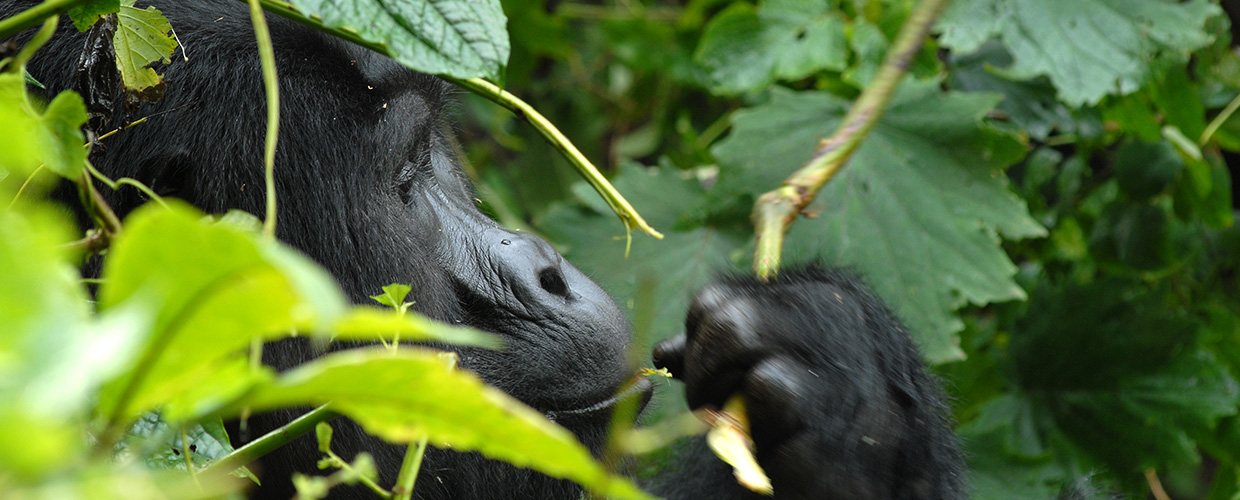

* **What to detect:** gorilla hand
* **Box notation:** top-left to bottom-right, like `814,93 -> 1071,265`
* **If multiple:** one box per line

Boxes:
652,267 -> 966,500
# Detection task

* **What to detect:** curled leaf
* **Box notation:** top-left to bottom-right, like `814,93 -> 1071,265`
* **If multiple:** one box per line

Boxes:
702,395 -> 772,495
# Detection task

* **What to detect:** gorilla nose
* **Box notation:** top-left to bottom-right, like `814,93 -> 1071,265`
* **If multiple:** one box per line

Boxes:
496,232 -> 577,305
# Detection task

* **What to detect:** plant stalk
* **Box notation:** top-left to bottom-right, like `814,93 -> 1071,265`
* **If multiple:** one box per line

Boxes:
751,0 -> 950,279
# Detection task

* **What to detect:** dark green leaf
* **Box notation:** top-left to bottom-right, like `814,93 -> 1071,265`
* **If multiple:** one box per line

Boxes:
67,0 -> 120,31
939,0 -> 1222,106
287,0 -> 509,80
713,82 -> 1043,362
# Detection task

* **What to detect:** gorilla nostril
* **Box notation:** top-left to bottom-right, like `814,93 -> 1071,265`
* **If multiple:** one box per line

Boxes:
538,267 -> 569,297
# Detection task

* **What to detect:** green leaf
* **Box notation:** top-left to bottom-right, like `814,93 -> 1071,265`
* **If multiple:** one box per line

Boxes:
67,0 -> 120,31
0,74 -> 87,182
113,0 -> 177,92
0,207 -> 142,478
712,82 -> 1043,363
287,0 -> 509,80
330,308 -> 503,349
226,348 -> 657,500
1114,139 -> 1183,201
370,283 -> 412,310
938,0 -> 1222,106
96,202 -> 348,421
125,412 -> 240,472
1012,280 -> 1240,471
694,0 -> 847,94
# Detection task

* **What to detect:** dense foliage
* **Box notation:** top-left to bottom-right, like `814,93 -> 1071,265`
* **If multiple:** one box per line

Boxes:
1,0 -> 1238,499
461,0 -> 1240,498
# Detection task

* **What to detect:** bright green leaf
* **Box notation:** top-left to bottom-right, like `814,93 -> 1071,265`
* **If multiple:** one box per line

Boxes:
330,307 -> 502,349
96,203 -> 348,421
370,283 -> 412,310
226,348 -> 657,500
0,74 -> 87,182
0,207 -> 140,478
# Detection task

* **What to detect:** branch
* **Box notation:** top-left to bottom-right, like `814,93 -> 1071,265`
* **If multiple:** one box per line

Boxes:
248,0 -> 663,241
751,0 -> 949,279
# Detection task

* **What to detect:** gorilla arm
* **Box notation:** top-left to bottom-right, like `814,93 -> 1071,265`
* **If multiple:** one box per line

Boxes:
649,267 -> 967,500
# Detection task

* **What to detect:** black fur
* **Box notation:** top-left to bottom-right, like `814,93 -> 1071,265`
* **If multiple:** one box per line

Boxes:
2,2 -> 968,498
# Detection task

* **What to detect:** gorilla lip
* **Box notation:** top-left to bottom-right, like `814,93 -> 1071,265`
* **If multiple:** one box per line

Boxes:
545,375 -> 654,418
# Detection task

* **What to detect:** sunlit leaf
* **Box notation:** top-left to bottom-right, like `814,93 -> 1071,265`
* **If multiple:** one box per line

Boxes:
225,348 -> 656,500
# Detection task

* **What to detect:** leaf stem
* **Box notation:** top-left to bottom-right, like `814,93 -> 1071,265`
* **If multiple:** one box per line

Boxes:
246,0 -> 280,240
1200,90 -> 1240,146
391,437 -> 428,500
392,353 -> 456,500
245,0 -> 662,241
750,0 -> 949,280
202,405 -> 339,479
0,0 -> 92,40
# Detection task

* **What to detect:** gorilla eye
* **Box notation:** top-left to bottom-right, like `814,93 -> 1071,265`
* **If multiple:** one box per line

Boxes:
396,161 -> 416,204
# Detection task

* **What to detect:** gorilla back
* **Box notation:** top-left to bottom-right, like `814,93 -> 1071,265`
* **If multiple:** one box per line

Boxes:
4,1 -> 969,499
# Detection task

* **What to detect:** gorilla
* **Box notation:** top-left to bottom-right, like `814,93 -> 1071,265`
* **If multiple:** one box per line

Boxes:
2,1 -> 966,498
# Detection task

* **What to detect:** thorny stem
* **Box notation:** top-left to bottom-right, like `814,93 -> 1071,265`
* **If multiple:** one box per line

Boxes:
751,0 -> 950,279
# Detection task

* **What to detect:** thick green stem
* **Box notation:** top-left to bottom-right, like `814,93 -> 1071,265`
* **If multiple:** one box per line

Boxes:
391,437 -> 428,500
751,0 -> 950,279
202,405 -> 339,479
246,0 -> 281,239
0,0 -> 92,40
245,0 -> 662,242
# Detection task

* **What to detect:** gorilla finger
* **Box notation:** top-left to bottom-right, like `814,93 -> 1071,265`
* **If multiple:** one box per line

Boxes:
681,300 -> 768,409
741,356 -> 811,455
652,334 -> 686,379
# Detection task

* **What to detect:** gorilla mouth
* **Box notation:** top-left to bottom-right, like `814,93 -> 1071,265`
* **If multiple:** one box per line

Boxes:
544,376 -> 655,420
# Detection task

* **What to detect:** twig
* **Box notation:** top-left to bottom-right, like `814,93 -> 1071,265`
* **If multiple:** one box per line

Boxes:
202,405 -> 339,479
1144,468 -> 1171,500
750,0 -> 950,279
246,0 -> 280,239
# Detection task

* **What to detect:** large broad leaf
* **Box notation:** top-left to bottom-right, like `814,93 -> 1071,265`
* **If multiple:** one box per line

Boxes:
937,0 -> 1221,106
694,0 -> 847,94
226,348 -> 656,500
287,0 -> 509,80
96,203 -> 349,421
1011,280 -> 1240,471
712,81 -> 1044,363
